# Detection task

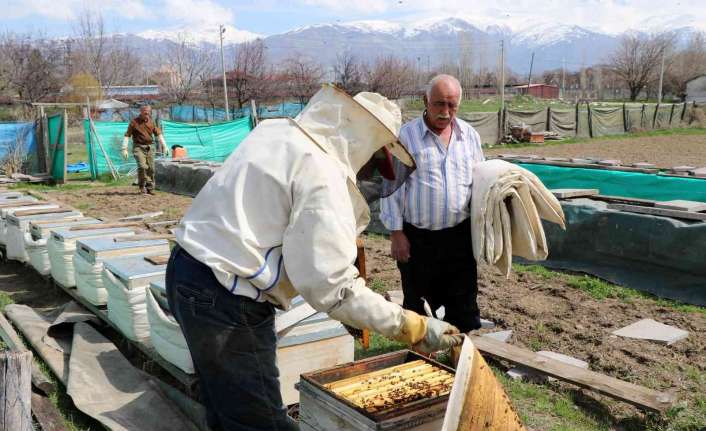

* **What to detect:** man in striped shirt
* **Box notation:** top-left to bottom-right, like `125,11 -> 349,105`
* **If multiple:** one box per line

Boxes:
381,74 -> 485,333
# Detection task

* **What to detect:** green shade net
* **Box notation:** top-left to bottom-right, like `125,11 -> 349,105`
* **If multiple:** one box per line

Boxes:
85,117 -> 252,178
47,113 -> 65,182
529,199 -> 706,305
519,163 -> 706,203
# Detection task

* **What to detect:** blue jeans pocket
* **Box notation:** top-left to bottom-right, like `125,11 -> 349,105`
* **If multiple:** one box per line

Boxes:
175,283 -> 216,308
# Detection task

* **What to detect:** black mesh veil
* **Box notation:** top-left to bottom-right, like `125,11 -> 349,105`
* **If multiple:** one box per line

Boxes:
357,147 -> 415,204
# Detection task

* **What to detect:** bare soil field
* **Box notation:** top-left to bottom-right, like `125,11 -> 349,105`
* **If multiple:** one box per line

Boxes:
485,133 -> 706,168
49,185 -> 193,222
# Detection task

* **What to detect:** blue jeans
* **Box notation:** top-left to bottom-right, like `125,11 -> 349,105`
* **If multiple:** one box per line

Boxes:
166,245 -> 298,431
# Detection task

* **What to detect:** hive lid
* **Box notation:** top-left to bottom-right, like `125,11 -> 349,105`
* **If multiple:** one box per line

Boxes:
51,227 -> 135,242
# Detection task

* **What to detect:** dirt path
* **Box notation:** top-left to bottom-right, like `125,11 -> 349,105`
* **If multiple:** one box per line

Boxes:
49,186 -> 193,222
362,234 -> 705,427
485,133 -> 706,168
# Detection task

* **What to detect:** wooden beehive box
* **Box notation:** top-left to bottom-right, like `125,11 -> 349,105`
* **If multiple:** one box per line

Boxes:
6,210 -> 83,229
50,227 -> 136,244
0,204 -> 59,219
0,191 -> 26,199
75,237 -> 170,264
298,350 -> 454,431
29,218 -> 101,240
103,255 -> 168,290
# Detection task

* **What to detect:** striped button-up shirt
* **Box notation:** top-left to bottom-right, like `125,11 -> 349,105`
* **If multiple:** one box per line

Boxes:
380,116 -> 485,231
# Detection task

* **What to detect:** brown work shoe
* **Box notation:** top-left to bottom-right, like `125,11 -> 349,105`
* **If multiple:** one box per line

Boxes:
146,189 -> 155,195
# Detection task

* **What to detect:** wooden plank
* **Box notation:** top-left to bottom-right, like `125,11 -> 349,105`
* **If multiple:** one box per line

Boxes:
607,203 -> 706,221
145,255 -> 170,265
114,234 -> 175,242
591,195 -> 657,206
0,312 -> 55,394
470,335 -> 675,412
70,222 -> 143,231
0,350 -> 33,431
0,201 -> 45,209
13,208 -> 73,217
146,219 -> 178,228
119,211 -> 164,221
31,392 -> 68,431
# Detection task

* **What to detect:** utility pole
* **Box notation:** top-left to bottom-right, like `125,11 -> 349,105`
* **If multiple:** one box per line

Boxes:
219,24 -> 230,120
526,52 -> 535,95
657,47 -> 666,104
499,40 -> 505,113
561,58 -> 566,99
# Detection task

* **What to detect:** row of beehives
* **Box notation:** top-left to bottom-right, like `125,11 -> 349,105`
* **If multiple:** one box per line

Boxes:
0,190 -> 353,405
154,159 -> 222,197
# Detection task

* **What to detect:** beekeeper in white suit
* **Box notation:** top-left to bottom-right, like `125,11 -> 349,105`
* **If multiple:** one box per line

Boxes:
167,84 -> 463,431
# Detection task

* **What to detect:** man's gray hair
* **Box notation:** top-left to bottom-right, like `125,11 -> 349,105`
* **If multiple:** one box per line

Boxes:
425,74 -> 463,102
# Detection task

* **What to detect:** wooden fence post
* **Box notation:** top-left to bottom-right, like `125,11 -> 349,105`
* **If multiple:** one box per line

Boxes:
668,103 -> 676,127
546,106 -> 552,132
622,103 -> 628,132
575,102 -> 579,136
640,104 -> 646,129
0,350 -> 33,431
652,103 -> 660,129
586,101 -> 593,138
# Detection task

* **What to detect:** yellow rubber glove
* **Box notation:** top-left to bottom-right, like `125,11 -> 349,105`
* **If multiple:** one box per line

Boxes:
394,310 -> 464,354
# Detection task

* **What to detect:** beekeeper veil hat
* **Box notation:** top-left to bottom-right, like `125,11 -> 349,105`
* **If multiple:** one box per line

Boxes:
295,84 -> 415,200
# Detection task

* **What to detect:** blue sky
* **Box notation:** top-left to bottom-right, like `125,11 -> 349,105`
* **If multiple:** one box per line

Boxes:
3,0 -> 705,43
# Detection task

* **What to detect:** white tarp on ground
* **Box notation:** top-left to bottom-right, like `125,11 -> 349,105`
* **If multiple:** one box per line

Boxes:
471,160 -> 566,276
3,302 -> 204,431
145,289 -> 195,374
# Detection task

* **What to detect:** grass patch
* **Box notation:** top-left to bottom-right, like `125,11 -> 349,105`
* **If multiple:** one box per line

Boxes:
513,264 -> 706,316
496,367 -> 612,431
0,291 -> 13,311
354,332 -> 405,360
369,278 -> 387,293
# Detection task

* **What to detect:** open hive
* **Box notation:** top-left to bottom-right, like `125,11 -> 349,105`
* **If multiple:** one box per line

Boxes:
298,350 -> 454,431
325,359 -> 454,414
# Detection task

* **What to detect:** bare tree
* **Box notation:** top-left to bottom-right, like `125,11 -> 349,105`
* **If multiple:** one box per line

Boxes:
666,32 -> 706,100
158,34 -> 215,104
72,9 -> 143,87
333,51 -> 364,95
609,33 -> 673,101
0,33 -> 62,102
282,56 -> 323,104
363,56 -> 416,99
229,39 -> 267,108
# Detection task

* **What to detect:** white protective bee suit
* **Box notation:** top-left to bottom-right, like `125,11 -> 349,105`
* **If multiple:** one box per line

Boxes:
176,85 -> 432,340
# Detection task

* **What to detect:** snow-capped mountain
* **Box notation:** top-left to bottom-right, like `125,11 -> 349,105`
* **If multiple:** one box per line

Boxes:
133,16 -> 701,74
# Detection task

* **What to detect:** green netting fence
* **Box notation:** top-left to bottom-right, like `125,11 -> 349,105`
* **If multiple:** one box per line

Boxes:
518,163 -> 706,203
47,113 -> 66,183
85,117 -> 252,179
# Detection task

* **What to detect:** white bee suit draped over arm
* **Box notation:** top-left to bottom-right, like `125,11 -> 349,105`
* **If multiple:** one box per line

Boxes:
470,160 -> 566,277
